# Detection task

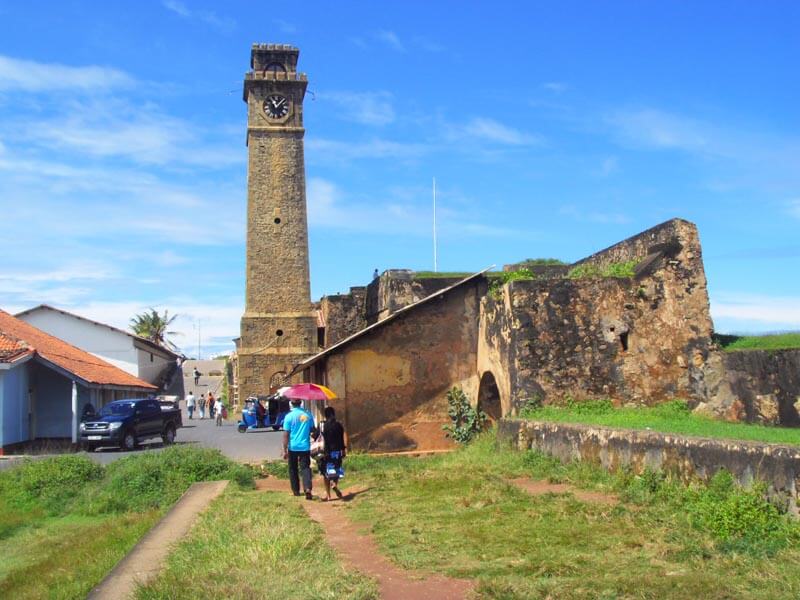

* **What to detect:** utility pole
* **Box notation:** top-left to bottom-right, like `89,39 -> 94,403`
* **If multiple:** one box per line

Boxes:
433,177 -> 438,272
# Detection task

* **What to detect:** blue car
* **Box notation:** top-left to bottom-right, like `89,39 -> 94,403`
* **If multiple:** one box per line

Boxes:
237,394 -> 290,433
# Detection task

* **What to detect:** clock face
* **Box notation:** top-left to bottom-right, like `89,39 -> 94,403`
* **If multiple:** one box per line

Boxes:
264,94 -> 289,119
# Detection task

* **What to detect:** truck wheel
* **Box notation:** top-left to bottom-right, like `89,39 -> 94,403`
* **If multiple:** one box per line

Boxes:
162,425 -> 176,445
121,430 -> 137,451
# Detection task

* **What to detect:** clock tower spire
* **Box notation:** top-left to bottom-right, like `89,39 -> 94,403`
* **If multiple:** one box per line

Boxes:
237,43 -> 317,399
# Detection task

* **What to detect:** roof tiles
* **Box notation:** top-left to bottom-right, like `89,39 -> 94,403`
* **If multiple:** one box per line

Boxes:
0,309 -> 156,389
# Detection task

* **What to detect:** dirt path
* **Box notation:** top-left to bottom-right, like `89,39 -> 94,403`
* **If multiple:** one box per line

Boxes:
88,480 -> 229,600
257,477 -> 474,600
507,477 -> 619,504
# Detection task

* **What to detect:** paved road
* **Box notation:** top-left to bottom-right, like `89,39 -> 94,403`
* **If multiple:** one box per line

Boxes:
88,402 -> 284,465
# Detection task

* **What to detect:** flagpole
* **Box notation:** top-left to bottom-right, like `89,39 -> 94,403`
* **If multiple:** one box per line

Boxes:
433,177 -> 438,272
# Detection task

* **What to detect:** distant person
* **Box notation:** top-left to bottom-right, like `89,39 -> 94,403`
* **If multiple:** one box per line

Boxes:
81,402 -> 96,421
186,391 -> 196,420
214,397 -> 224,426
207,392 -> 216,419
193,367 -> 201,385
373,268 -> 379,280
316,406 -> 346,501
282,398 -> 315,500
256,397 -> 266,427
198,394 -> 206,419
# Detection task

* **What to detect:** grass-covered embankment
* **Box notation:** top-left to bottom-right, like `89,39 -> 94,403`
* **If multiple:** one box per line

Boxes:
338,435 -> 800,599
521,399 -> 800,446
0,447 -> 253,599
717,332 -> 800,352
136,487 -> 379,600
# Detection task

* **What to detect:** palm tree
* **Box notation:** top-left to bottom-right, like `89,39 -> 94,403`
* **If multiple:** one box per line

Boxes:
130,309 -> 179,350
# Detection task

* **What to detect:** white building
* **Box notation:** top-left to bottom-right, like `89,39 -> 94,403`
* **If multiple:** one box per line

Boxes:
16,305 -> 180,390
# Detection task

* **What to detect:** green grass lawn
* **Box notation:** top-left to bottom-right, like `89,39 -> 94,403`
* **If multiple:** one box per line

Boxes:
136,487 -> 378,600
335,436 -> 800,599
0,447 -> 254,599
718,332 -> 800,352
520,399 -> 800,446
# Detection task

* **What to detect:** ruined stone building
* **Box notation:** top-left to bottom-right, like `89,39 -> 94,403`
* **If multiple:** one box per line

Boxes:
237,44 -> 800,451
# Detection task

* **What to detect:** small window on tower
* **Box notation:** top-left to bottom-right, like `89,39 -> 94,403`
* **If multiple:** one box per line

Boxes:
265,62 -> 286,73
276,329 -> 284,337
274,217 -> 281,224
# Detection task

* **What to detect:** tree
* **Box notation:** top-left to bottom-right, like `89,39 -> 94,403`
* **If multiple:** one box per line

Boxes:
130,309 -> 179,350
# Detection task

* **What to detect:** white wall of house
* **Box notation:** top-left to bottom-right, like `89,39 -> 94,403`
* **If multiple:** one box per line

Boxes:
19,310 -> 139,376
135,346 -> 173,387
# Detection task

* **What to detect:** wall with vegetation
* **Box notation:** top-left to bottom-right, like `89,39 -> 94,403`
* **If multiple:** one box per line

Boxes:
499,419 -> 800,515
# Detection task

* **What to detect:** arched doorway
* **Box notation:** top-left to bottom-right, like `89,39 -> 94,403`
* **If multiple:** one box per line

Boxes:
478,371 -> 502,422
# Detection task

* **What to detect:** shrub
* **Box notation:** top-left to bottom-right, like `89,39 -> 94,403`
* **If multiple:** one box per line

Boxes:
0,455 -> 103,515
88,446 -> 254,514
443,387 -> 486,444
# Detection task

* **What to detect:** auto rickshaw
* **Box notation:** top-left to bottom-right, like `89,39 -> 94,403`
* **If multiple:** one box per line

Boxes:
236,394 -> 291,433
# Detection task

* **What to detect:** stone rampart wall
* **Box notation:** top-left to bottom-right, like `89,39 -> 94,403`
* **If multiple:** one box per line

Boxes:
498,419 -> 800,514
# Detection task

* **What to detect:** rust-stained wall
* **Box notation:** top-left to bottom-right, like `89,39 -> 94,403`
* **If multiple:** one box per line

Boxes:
324,280 -> 483,451
319,287 -> 367,346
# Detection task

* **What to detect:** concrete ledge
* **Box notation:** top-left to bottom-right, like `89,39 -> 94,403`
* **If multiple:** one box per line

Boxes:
498,419 -> 800,515
87,480 -> 229,600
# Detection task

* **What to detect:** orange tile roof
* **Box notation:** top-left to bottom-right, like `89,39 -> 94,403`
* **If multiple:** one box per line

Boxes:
0,309 -> 156,389
0,332 -> 32,363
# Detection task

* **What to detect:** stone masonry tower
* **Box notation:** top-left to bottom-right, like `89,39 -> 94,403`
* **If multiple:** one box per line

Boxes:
237,44 -> 317,399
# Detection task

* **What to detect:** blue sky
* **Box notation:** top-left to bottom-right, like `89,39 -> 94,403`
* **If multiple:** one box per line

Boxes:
1,1 -> 798,357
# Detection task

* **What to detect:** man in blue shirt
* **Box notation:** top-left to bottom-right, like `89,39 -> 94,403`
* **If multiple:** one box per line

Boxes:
282,398 -> 315,499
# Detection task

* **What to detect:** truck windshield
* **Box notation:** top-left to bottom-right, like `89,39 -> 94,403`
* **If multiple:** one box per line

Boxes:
99,402 -> 136,417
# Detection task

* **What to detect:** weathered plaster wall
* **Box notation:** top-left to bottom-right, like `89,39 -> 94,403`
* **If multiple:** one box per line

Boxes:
320,287 -> 367,346
481,219 -> 713,412
325,281 -> 483,451
696,349 -> 800,426
365,272 -> 466,325
499,419 -> 800,514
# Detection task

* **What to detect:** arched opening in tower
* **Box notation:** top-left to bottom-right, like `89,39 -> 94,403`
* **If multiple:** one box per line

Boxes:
478,371 -> 502,423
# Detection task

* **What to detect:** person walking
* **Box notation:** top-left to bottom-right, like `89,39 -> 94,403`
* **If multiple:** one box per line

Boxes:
193,366 -> 201,385
186,391 -> 196,420
198,393 -> 206,419
207,392 -> 215,419
318,406 -> 346,501
282,399 -> 315,500
214,396 -> 224,426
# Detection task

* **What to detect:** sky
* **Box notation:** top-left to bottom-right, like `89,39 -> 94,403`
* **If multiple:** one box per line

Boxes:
1,1 -> 799,358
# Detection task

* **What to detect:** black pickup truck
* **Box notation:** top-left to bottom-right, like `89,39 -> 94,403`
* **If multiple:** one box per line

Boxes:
80,398 -> 182,452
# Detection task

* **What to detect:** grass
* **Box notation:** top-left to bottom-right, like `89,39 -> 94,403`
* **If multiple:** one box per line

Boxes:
0,446 -> 254,599
716,332 -> 800,352
337,435 -> 800,599
136,487 -> 378,600
519,399 -> 800,446
567,259 -> 639,279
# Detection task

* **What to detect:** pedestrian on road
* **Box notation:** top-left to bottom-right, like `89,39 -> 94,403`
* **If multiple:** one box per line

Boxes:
282,398 -> 315,500
316,406 -> 346,501
193,366 -> 201,385
186,391 -> 196,420
207,392 -> 215,419
214,397 -> 224,426
198,394 -> 206,419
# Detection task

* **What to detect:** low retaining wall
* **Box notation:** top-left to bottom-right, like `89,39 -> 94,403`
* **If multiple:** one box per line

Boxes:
498,419 -> 800,515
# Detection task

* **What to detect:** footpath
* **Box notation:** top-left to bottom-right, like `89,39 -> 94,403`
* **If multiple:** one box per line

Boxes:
257,477 -> 474,600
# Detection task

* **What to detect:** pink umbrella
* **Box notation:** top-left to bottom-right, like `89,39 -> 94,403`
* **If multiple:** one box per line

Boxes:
279,383 -> 337,401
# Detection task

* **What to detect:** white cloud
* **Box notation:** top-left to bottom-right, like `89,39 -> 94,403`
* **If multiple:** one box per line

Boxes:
0,55 -> 134,92
788,199 -> 800,220
457,118 -> 542,146
712,293 -> 800,332
322,91 -> 395,126
542,82 -> 568,93
597,156 -> 619,177
163,0 -> 235,32
273,19 -> 297,34
375,30 -> 405,52
609,109 -> 709,153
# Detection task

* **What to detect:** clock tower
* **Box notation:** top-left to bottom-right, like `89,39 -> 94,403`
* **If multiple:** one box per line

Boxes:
237,44 -> 317,399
